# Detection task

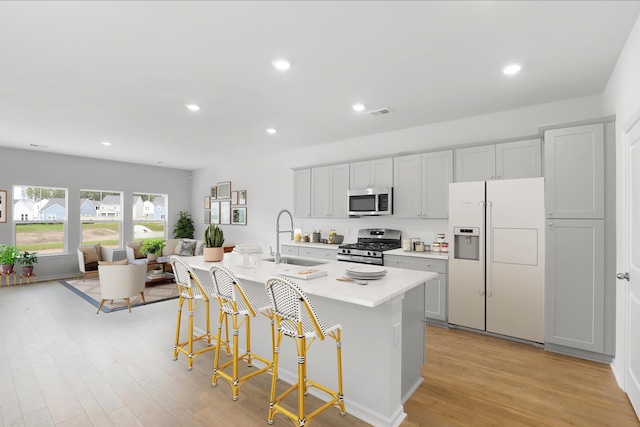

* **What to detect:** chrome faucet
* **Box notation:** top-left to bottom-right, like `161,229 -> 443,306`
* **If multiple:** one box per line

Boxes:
275,209 -> 294,264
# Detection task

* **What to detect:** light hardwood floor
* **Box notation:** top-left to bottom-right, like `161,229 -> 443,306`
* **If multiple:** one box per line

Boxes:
0,280 -> 638,427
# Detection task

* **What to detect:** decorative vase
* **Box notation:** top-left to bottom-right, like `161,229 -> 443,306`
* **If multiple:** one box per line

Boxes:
147,253 -> 158,262
2,264 -> 14,274
203,247 -> 224,262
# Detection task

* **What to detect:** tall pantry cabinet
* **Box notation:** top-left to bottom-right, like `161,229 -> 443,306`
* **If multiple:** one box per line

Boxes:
543,118 -> 616,361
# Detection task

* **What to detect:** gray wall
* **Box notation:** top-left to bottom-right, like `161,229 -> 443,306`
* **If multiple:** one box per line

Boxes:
0,147 -> 192,280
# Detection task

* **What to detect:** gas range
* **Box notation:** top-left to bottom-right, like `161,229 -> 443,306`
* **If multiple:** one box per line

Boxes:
337,228 -> 402,265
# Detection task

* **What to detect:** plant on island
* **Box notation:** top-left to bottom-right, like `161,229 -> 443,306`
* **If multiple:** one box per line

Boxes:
204,224 -> 224,248
173,211 -> 195,239
140,238 -> 166,257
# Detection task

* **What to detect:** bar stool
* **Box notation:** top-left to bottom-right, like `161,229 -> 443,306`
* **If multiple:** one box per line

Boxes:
170,257 -> 229,370
209,264 -> 274,400
264,275 -> 345,425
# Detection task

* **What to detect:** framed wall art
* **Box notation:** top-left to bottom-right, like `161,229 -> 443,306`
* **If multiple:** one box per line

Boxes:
204,210 -> 211,224
220,200 -> 231,224
210,201 -> 220,224
238,190 -> 247,205
217,181 -> 231,199
210,186 -> 217,199
204,196 -> 211,209
231,191 -> 238,205
231,207 -> 247,225
0,190 -> 6,223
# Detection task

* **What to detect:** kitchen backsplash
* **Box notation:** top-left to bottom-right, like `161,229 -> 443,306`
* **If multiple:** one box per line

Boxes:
293,217 -> 449,246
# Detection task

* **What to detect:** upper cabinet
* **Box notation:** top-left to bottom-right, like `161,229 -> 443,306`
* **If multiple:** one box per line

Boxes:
293,169 -> 311,218
544,124 -> 604,219
349,158 -> 393,189
311,164 -> 349,218
455,139 -> 542,182
393,150 -> 453,219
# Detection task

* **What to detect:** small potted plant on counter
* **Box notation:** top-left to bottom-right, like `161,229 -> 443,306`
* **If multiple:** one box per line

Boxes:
140,238 -> 166,261
0,244 -> 20,274
17,250 -> 38,277
203,224 -> 224,262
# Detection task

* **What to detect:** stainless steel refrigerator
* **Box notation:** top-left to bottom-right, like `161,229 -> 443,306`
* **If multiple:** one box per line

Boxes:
448,177 -> 545,342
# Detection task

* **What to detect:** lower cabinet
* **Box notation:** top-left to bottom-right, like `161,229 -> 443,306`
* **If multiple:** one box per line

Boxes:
280,245 -> 337,261
384,255 -> 448,324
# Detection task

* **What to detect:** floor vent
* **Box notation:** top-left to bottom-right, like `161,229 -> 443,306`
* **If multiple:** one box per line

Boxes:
366,107 -> 393,116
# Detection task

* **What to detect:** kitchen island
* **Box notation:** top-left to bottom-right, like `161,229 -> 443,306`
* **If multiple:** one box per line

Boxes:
186,253 -> 437,427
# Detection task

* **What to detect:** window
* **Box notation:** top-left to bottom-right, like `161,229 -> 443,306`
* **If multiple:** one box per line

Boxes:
13,185 -> 67,254
133,193 -> 167,241
81,190 -> 122,249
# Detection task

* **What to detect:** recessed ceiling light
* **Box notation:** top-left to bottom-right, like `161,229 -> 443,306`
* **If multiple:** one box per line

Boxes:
352,103 -> 366,112
501,63 -> 522,76
101,141 -> 111,146
272,59 -> 291,71
185,104 -> 200,111
266,128 -> 277,135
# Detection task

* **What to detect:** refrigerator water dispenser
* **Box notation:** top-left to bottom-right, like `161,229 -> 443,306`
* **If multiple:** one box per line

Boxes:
453,227 -> 480,260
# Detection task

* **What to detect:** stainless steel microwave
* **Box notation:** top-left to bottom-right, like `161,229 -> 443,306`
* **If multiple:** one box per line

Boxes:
348,187 -> 393,217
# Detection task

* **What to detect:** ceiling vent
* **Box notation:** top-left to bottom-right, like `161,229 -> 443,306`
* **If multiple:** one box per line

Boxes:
366,107 -> 393,116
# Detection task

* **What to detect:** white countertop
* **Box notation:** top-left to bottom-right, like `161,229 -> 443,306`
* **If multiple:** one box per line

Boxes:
185,253 -> 436,308
385,248 -> 449,260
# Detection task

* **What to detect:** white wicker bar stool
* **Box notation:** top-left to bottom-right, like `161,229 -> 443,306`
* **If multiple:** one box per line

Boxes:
170,257 -> 229,370
209,264 -> 275,400
264,275 -> 345,426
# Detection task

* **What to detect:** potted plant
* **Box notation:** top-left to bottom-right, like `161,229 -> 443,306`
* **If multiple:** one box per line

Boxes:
0,244 -> 20,274
173,211 -> 195,239
203,224 -> 224,262
140,238 -> 166,261
17,250 -> 38,276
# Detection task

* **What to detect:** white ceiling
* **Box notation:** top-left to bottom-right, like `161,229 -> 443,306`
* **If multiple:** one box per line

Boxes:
1,1 -> 639,170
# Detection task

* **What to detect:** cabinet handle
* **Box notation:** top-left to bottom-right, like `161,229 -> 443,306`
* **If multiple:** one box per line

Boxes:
395,260 -> 400,264
548,223 -> 553,227
497,175 -> 502,179
617,272 -> 630,281
490,175 -> 494,179
548,212 -> 552,215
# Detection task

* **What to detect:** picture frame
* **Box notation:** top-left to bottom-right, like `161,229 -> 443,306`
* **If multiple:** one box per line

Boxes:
204,210 -> 211,224
231,207 -> 247,225
0,190 -> 6,223
217,181 -> 231,199
220,200 -> 231,224
231,191 -> 238,205
204,196 -> 211,209
210,186 -> 217,199
210,201 -> 220,224
238,190 -> 247,205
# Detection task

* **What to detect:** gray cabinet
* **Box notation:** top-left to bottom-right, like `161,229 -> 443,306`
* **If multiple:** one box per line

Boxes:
385,255 -> 448,324
544,124 -> 605,219
542,119 -> 614,360
455,139 -> 541,182
311,164 -> 349,218
350,158 -> 393,189
293,169 -> 311,218
280,245 -> 299,256
393,151 -> 453,219
545,219 -> 605,353
422,150 -> 453,218
298,246 -> 338,261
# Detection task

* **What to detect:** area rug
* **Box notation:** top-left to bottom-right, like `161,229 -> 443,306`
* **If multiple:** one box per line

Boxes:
59,277 -> 179,313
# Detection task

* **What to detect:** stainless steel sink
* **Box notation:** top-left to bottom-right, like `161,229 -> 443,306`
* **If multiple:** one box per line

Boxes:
262,257 -> 327,267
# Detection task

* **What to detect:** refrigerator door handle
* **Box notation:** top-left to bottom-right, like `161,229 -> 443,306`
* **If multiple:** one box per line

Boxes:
479,200 -> 486,296
486,201 -> 492,297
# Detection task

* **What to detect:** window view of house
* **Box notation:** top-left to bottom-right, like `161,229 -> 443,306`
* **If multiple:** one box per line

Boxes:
80,190 -> 122,248
13,185 -> 67,254
133,193 -> 167,241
